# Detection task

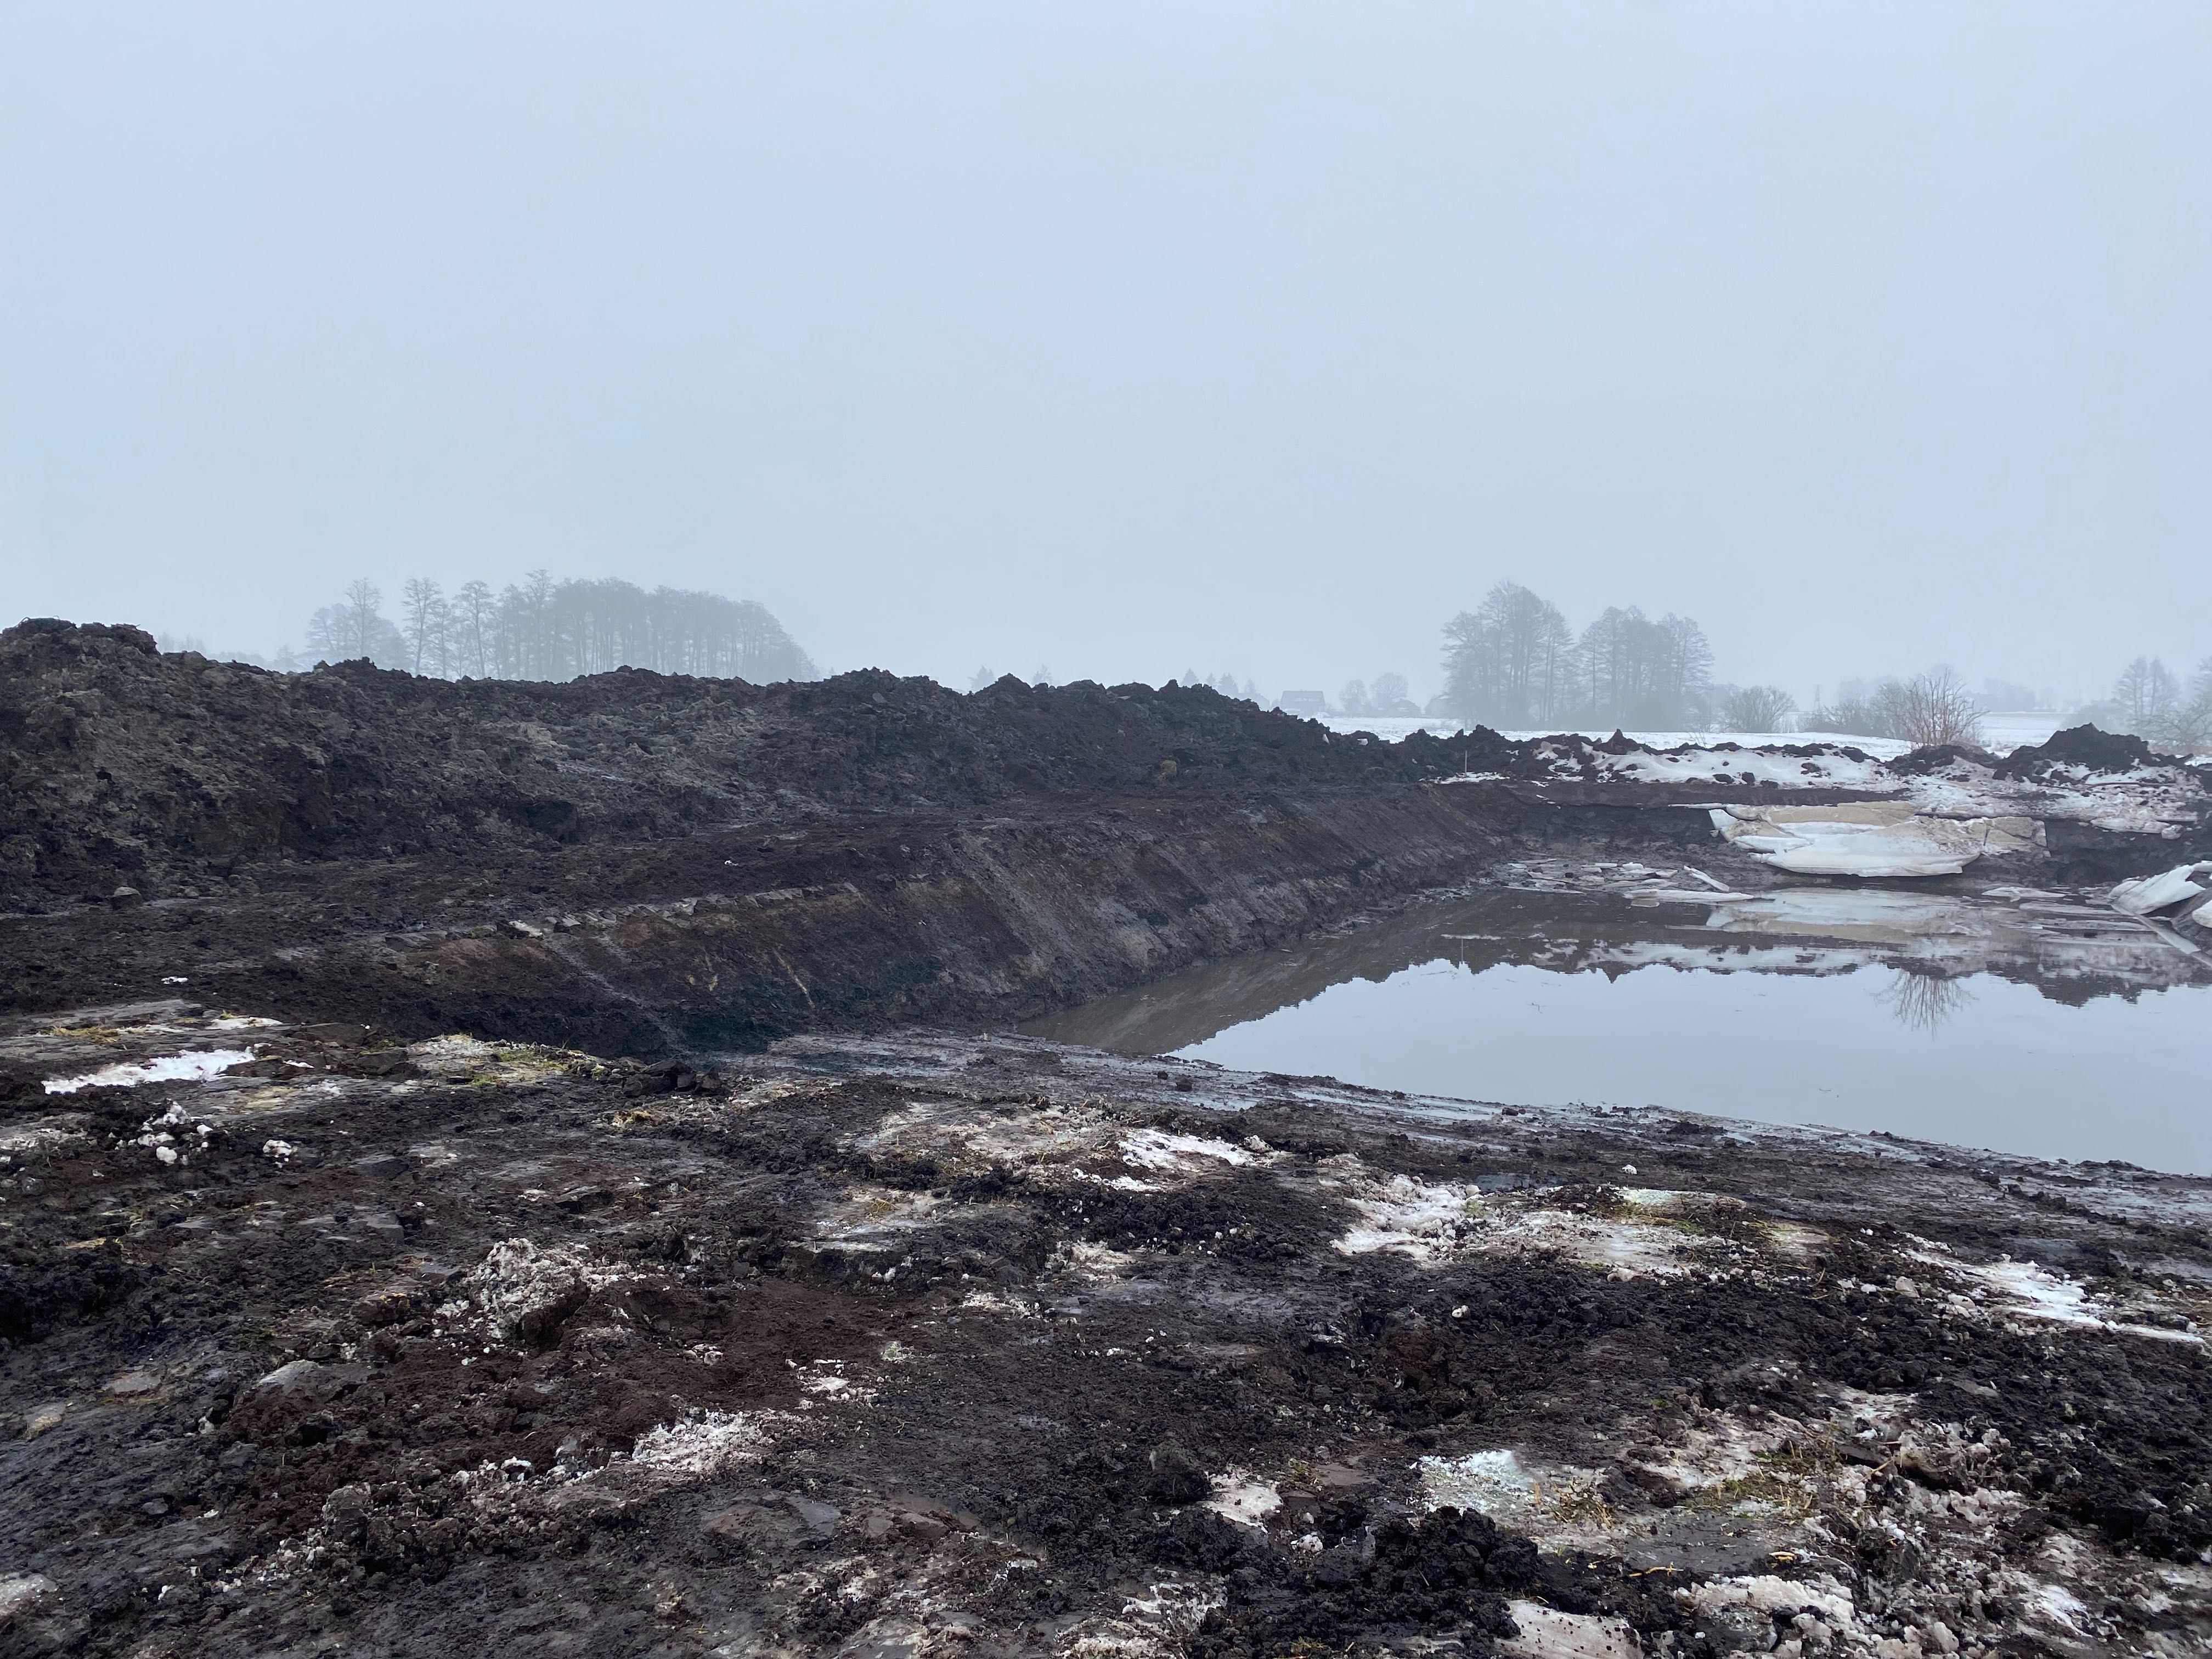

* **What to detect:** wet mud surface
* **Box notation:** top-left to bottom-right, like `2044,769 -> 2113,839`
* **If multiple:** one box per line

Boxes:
7,624 -> 2212,1655
3,1006 -> 2210,1657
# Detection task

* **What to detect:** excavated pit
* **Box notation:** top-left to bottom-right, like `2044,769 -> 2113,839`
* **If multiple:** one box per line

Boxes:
3,622 -> 2211,1657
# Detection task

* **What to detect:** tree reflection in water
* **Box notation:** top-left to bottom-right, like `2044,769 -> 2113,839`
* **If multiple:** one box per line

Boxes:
1881,969 -> 1977,1034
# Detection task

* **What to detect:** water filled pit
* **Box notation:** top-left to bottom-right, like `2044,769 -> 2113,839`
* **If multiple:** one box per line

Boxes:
1026,884 -> 2212,1175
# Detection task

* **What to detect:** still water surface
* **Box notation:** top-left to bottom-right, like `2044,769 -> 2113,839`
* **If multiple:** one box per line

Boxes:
1025,889 -> 2212,1175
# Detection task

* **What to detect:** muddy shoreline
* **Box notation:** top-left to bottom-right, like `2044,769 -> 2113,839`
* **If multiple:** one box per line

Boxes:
1,1008 -> 2208,1657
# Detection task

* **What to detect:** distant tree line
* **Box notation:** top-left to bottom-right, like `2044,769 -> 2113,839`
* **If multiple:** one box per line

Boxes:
2072,656 -> 2212,753
1802,657 -> 2212,753
1336,673 -> 1420,719
1440,582 -> 1746,731
304,573 -> 815,683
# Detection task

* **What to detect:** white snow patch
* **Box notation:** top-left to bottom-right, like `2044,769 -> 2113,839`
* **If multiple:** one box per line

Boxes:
43,1049 -> 255,1093
957,1289 -> 1040,1317
622,1410 -> 768,1477
1680,1574 -> 1855,1627
1204,1472 -> 1282,1528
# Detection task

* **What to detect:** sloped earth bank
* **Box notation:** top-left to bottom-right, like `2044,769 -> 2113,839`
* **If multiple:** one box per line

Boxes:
2,761 -> 1925,1051
4,621 -> 2207,1058
3,1007 -> 2211,1657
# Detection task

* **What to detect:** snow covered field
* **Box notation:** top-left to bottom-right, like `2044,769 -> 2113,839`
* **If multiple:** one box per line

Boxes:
1319,715 -> 1915,757
1320,714 -> 2069,755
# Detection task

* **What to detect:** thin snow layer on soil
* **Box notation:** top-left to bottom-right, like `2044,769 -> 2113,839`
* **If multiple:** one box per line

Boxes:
1415,1448 -> 1537,1515
1328,1166 -> 1481,1258
1498,1601 -> 1640,1659
42,1048 -> 256,1093
1602,746 -> 1897,790
1479,1199 -> 1698,1278
449,1237 -> 644,1343
1908,761 -> 2204,838
855,1098 -> 1115,1172
813,1186 -> 945,1243
1511,729 -> 1916,759
1684,1575 -> 1857,1629
0,1115 -> 88,1156
1417,726 -> 2209,845
1120,1127 -> 1257,1176
1319,716 -> 1466,740
623,1409 -> 770,1477
1065,1581 -> 1227,1658
1324,1163 -> 1702,1276
1938,1255 -> 2205,1345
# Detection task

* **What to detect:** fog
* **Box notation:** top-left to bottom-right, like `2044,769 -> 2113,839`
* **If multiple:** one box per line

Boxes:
3,3 -> 2208,711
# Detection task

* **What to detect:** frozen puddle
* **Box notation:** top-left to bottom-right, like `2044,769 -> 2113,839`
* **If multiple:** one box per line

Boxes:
1026,887 -> 2212,1173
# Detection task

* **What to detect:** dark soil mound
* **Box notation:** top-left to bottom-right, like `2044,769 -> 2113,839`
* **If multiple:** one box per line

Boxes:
1996,724 -> 2169,778
1889,742 -> 2001,775
0,620 -> 1493,909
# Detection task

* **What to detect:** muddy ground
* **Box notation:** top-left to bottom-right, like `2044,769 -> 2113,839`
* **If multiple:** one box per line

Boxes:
2,1005 -> 2209,1658
4,623 -> 2212,1656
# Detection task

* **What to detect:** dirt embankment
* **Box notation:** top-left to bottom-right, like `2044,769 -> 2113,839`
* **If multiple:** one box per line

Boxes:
1,622 -> 1867,1050
0,619 -> 1476,912
0,1008 -> 2207,1657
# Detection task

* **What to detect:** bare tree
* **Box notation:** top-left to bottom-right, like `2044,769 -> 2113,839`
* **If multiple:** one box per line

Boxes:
306,579 -> 404,665
2172,658 -> 2212,754
400,578 -> 446,674
1369,672 -> 1417,715
2114,657 -> 2180,737
1718,685 -> 1797,732
452,581 -> 495,678
1889,669 -> 1984,748
1442,582 -> 1575,726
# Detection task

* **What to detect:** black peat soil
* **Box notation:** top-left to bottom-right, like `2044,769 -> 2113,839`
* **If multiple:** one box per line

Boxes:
1,1011 -> 2208,1656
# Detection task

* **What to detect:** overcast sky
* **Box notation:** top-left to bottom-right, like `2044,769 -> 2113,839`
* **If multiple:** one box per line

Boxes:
3,3 -> 2207,707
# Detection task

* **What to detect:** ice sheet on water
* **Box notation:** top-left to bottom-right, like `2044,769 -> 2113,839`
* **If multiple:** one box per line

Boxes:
1709,803 -> 2038,878
2109,862 -> 2212,916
